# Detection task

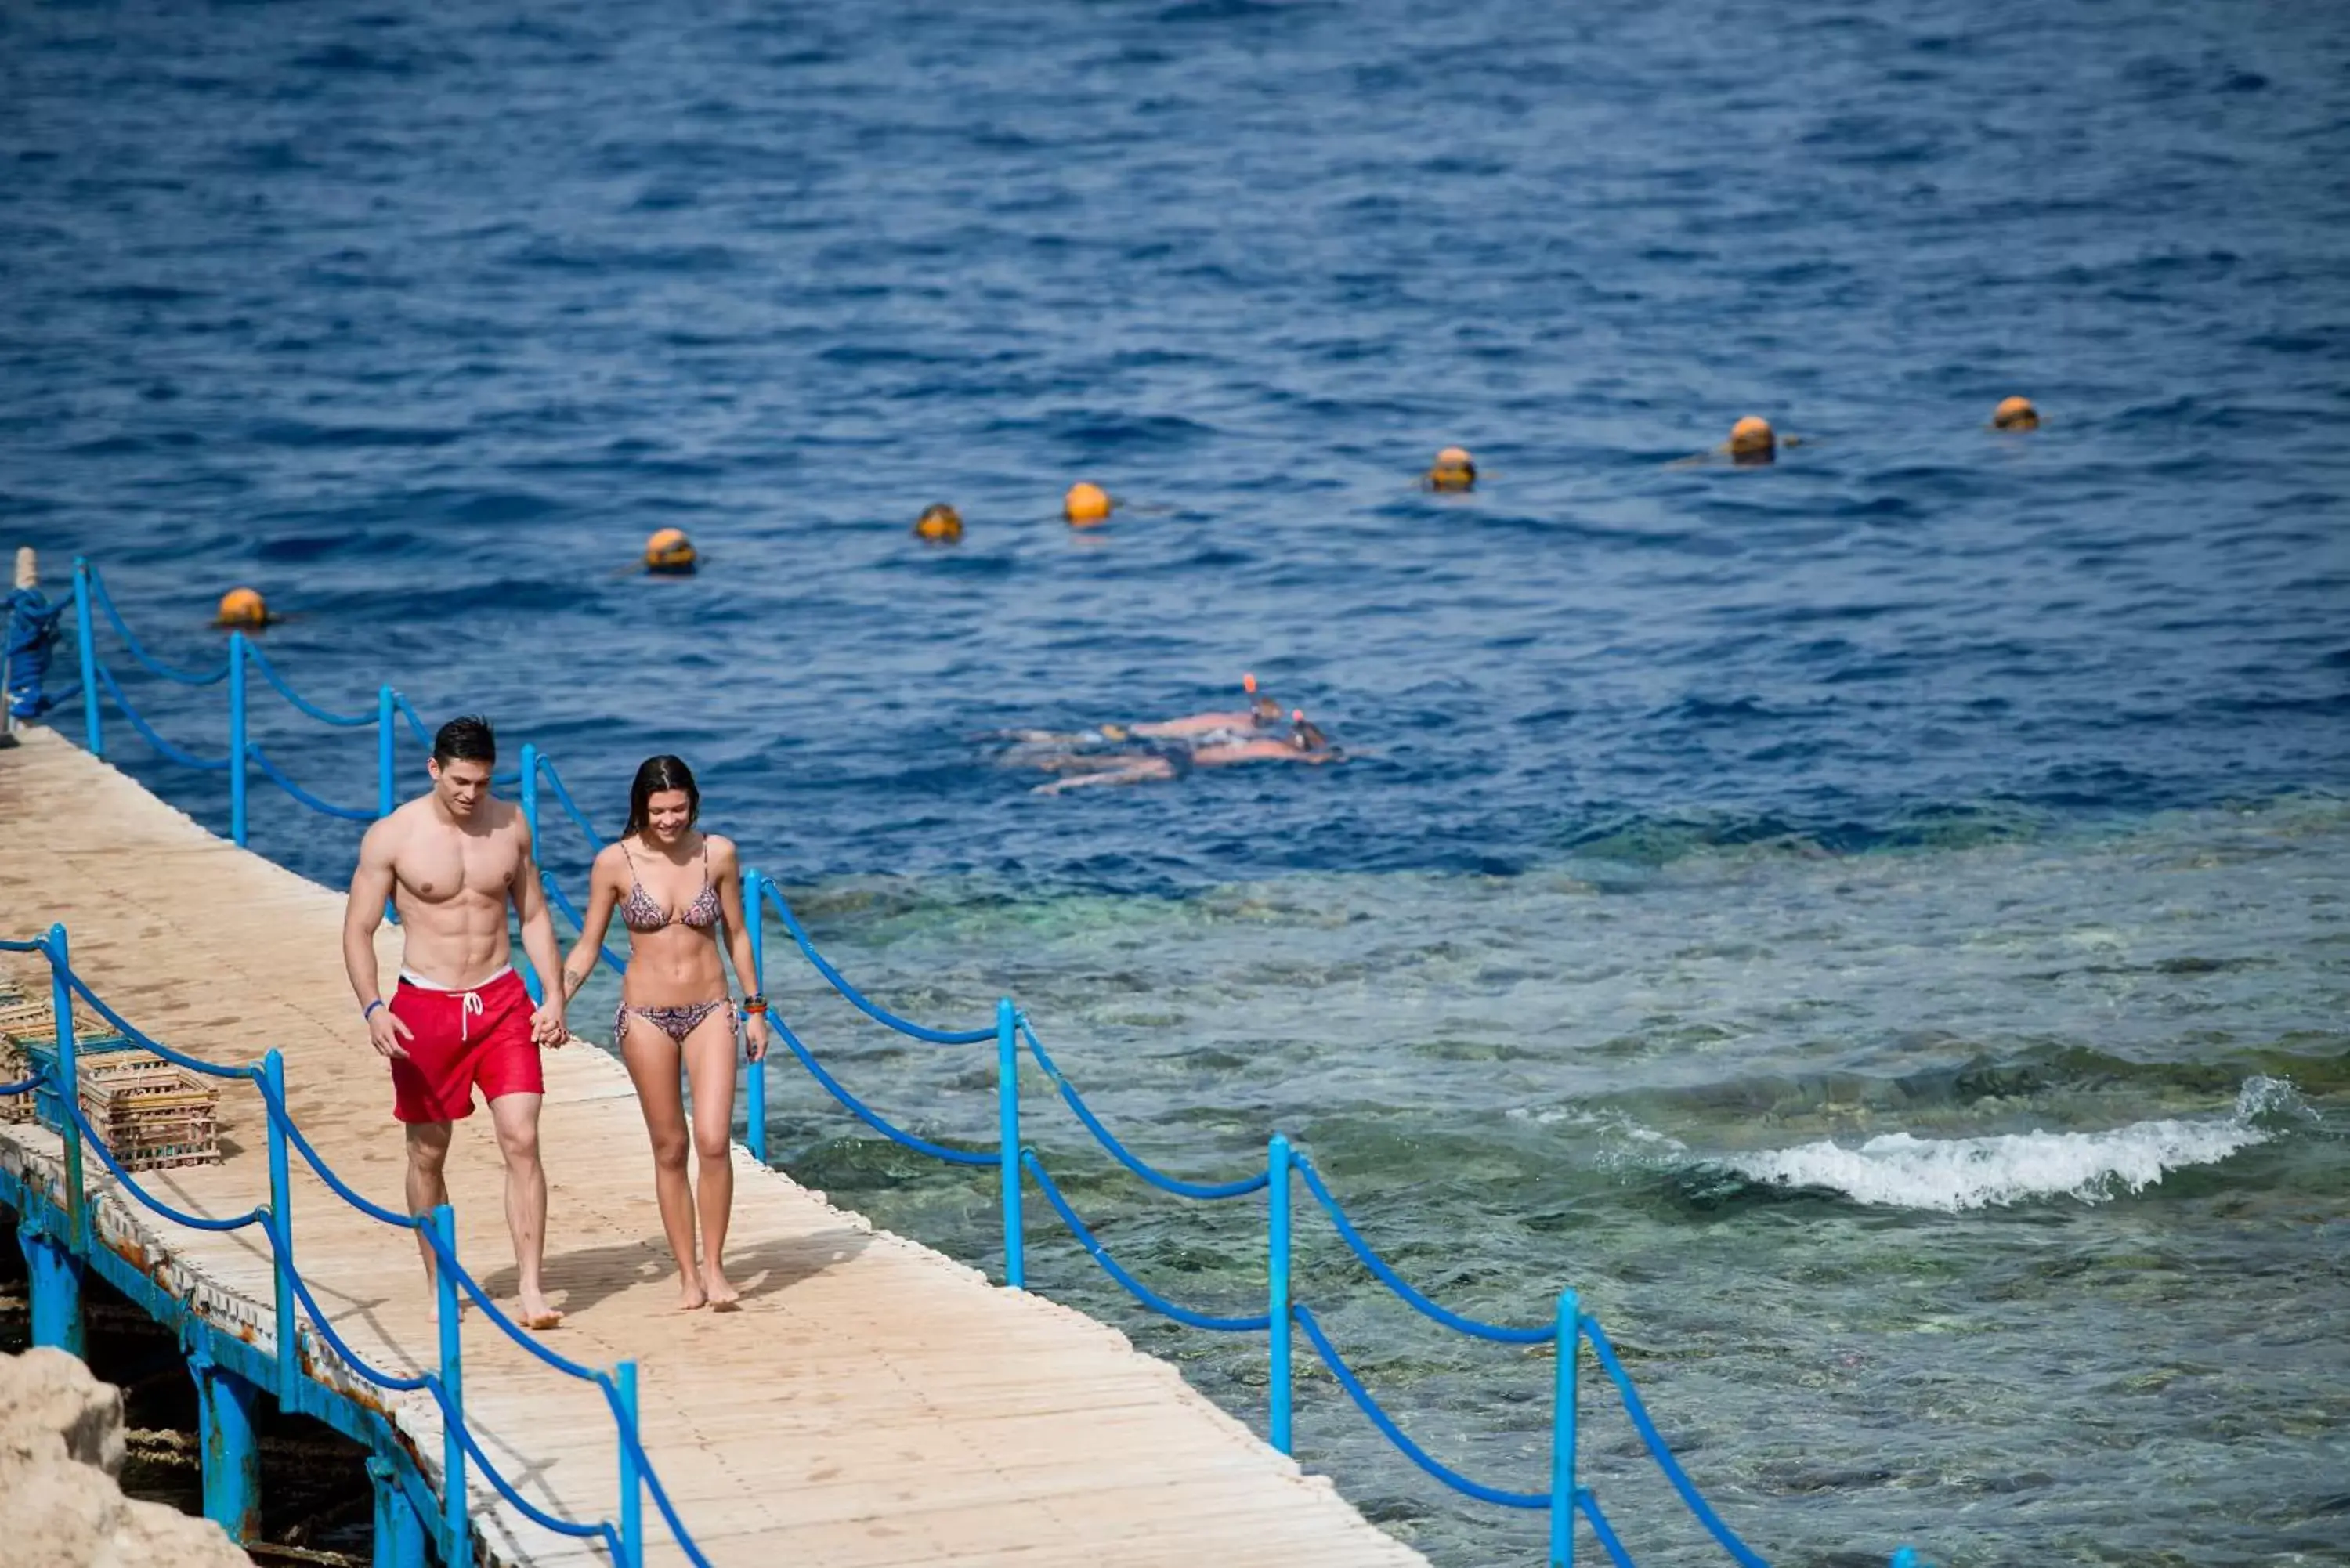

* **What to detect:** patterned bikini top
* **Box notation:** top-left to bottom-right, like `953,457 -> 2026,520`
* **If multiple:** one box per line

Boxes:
618,840 -> 721,933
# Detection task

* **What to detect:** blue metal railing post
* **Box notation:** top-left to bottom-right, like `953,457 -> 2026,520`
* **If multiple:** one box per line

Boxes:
228,630 -> 249,846
1890,1549 -> 1921,1568
370,1455 -> 428,1568
742,869 -> 768,1165
997,998 -> 1023,1289
616,1360 -> 643,1567
17,1222 -> 85,1357
1268,1133 -> 1293,1454
1549,1289 -> 1580,1568
432,1204 -> 469,1568
262,1050 -> 298,1393
515,743 -> 543,1003
192,1347 -> 263,1543
49,923 -> 87,1253
71,558 -> 101,756
519,742 -> 540,843
377,686 -> 396,818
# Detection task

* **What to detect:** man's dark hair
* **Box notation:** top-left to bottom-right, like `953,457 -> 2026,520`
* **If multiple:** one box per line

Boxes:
432,715 -> 497,767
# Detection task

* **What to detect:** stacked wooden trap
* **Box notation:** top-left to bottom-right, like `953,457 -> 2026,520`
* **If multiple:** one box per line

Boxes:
0,976 -> 220,1169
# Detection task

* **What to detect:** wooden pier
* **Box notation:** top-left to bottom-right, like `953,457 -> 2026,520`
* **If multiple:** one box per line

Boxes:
0,726 -> 1423,1566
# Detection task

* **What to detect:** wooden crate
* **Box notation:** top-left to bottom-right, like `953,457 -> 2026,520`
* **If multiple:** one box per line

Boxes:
77,1050 -> 221,1172
1,995 -> 136,1125
0,1031 -> 31,1122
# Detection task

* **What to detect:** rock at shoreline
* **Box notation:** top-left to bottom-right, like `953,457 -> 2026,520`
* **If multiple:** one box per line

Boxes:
0,1347 -> 248,1568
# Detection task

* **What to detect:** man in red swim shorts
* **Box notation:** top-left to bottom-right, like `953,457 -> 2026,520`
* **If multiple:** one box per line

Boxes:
342,716 -> 569,1328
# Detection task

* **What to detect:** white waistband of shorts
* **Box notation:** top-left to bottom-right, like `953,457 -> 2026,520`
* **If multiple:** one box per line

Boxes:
398,963 -> 514,994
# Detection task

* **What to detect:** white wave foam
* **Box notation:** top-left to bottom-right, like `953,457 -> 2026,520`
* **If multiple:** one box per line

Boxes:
1717,1077 -> 2303,1212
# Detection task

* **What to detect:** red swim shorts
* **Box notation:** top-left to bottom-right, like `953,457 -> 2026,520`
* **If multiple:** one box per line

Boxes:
387,967 -> 543,1124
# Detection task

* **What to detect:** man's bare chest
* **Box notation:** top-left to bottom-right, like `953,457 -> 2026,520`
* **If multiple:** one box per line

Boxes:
396,833 -> 517,907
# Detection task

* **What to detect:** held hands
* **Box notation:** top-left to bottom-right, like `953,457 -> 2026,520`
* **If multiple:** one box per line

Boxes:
530,999 -> 569,1050
365,1003 -> 414,1061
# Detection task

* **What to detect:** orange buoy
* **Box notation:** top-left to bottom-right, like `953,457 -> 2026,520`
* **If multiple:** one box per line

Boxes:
1064,482 -> 1113,527
1728,416 -> 1777,465
1992,396 -> 2040,432
644,527 -> 697,575
215,587 -> 269,628
913,503 -> 964,544
1427,446 -> 1477,491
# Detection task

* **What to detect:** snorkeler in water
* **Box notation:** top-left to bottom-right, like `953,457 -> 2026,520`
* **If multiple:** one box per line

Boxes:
985,673 -> 1285,751
1128,672 -> 1285,739
1031,710 -> 1340,794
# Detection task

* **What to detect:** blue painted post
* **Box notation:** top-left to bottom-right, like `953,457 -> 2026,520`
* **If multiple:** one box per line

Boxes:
228,630 -> 249,847
519,742 -> 540,843
16,1222 -> 84,1357
49,923 -> 85,1252
1268,1133 -> 1293,1454
515,743 -> 544,1004
1890,1550 -> 1921,1568
742,869 -> 768,1165
616,1360 -> 643,1567
369,1456 -> 428,1568
192,1349 -> 262,1543
1549,1288 -> 1580,1568
262,1050 -> 298,1393
996,998 -> 1023,1289
431,1204 -> 469,1568
377,686 -> 396,818
72,558 -> 101,756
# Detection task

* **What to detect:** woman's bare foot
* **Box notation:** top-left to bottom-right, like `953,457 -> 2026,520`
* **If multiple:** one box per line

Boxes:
701,1263 -> 740,1312
676,1269 -> 708,1311
516,1292 -> 566,1331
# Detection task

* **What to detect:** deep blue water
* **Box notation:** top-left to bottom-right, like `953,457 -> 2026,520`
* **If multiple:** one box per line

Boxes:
6,2 -> 2350,1565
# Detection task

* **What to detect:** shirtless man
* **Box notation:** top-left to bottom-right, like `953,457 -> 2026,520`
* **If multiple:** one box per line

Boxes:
342,716 -> 569,1328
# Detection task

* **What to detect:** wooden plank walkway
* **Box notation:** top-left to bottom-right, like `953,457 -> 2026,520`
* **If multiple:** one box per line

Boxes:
0,727 -> 1423,1567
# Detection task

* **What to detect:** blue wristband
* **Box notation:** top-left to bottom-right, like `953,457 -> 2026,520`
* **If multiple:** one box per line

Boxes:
363,999 -> 386,1021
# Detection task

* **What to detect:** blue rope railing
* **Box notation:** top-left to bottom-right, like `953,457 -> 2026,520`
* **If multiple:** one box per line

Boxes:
771,1017 -> 995,1167
244,641 -> 373,726
87,569 -> 230,686
60,966 -> 256,1082
1023,1151 -> 1271,1332
1292,1302 -> 1548,1509
1582,1491 -> 1639,1568
249,742 -> 377,821
1294,1151 -> 1556,1345
0,927 -> 695,1568
60,1093 -> 269,1234
1020,1017 -> 1267,1201
97,665 -> 234,770
22,559 -> 1938,1568
1582,1315 -> 1771,1568
759,880 -> 995,1044
538,870 -> 627,976
534,753 -> 607,847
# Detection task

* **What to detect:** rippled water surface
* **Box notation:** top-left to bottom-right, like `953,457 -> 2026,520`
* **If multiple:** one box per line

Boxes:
6,1 -> 2349,1563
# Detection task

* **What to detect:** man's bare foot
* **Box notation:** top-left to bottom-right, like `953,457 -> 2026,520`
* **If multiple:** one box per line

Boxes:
702,1264 -> 740,1312
676,1271 -> 708,1312
517,1294 -> 565,1331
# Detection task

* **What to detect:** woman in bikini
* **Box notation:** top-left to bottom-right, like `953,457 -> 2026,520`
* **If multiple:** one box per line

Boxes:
559,755 -> 768,1310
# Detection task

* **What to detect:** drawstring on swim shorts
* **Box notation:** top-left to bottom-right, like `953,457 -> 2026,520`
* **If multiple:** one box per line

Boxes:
461,988 -> 486,1042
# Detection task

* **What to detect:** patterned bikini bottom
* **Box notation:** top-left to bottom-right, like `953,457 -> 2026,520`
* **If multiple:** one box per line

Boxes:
616,998 -> 732,1046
